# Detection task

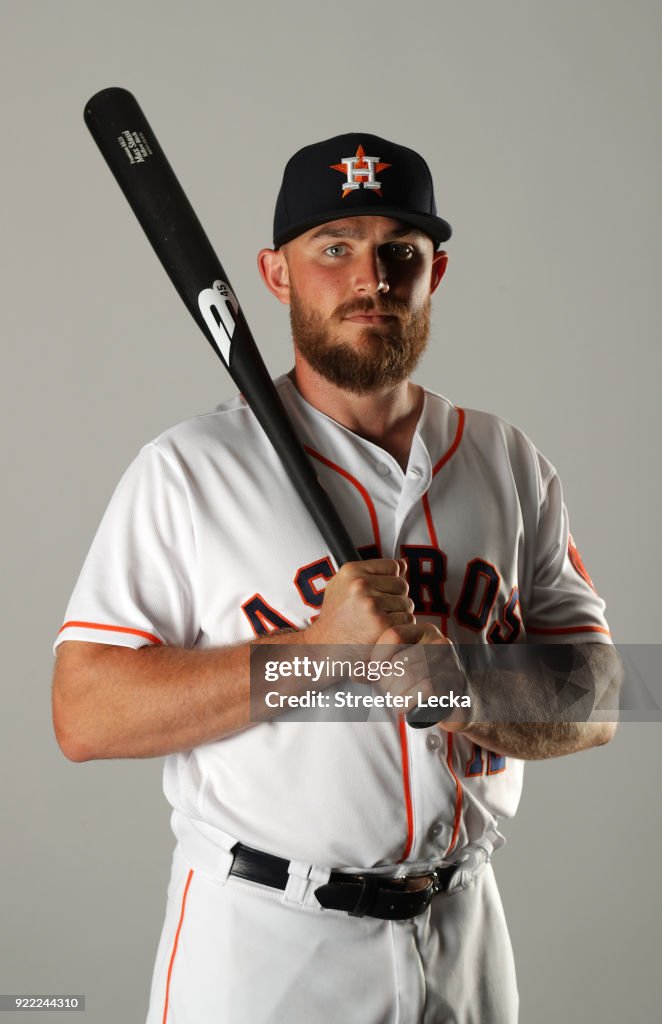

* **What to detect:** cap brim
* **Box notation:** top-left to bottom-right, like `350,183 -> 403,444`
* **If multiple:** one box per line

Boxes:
274,207 -> 452,249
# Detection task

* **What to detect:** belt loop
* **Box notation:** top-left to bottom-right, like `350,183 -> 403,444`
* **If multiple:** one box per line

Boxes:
170,811 -> 235,883
347,875 -> 373,918
283,861 -> 331,906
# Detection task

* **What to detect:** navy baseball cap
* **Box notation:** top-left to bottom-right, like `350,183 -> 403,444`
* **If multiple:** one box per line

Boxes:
273,132 -> 452,249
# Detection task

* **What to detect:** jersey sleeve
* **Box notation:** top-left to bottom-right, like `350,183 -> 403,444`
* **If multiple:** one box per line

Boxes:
54,442 -> 199,651
523,451 -> 612,643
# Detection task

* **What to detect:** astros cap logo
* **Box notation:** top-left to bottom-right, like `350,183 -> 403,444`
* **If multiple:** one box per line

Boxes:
330,144 -> 391,198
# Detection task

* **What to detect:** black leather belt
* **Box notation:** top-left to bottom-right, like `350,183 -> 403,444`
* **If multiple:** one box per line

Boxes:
229,842 -> 456,920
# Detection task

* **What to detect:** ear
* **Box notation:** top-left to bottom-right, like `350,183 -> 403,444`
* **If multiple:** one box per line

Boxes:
429,250 -> 449,294
258,248 -> 291,305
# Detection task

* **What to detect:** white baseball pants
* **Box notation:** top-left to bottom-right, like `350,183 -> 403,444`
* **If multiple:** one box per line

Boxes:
145,844 -> 518,1023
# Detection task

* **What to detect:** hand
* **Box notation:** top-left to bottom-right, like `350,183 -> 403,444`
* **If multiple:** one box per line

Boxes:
305,558 -> 415,647
372,622 -> 473,730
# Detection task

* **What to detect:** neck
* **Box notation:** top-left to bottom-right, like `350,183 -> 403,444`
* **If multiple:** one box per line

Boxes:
289,359 -> 424,471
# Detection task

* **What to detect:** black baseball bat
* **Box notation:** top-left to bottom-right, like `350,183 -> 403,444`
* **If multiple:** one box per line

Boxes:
83,87 -> 358,568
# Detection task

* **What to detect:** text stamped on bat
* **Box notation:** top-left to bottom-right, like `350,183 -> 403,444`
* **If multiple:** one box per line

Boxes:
118,129 -> 153,164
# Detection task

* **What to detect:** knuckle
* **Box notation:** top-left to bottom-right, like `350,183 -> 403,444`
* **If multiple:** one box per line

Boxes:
349,576 -> 369,597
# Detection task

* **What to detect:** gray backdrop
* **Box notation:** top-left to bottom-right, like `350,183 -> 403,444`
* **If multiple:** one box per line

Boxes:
1,1 -> 660,1021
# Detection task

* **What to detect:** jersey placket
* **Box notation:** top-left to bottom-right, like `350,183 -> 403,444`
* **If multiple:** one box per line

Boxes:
393,432 -> 464,865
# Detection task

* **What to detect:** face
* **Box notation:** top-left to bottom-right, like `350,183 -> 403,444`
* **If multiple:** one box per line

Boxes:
259,216 -> 448,395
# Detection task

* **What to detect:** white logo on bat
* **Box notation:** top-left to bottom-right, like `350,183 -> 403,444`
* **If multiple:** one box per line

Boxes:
198,280 -> 239,365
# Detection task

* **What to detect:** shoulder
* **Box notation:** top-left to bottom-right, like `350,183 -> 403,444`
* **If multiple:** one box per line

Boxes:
149,391 -> 250,454
466,405 -> 544,461
149,375 -> 298,456
422,388 -> 556,493
127,377 -> 301,492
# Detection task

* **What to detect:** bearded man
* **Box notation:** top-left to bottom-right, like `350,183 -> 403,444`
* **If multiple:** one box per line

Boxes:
53,133 -> 618,1024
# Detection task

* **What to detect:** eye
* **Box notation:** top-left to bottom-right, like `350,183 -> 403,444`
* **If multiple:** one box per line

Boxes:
323,244 -> 348,257
384,242 -> 415,261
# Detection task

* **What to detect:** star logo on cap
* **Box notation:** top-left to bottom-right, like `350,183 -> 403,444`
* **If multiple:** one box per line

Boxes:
330,145 -> 391,199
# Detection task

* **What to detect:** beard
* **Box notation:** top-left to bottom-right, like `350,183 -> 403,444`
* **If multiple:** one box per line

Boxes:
289,288 -> 431,395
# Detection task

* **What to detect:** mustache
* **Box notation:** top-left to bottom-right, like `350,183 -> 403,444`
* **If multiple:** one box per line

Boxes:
334,297 -> 409,320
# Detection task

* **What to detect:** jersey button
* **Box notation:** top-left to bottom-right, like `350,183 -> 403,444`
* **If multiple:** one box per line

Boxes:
428,822 -> 443,840
407,466 -> 423,478
426,732 -> 442,751
376,462 -> 391,476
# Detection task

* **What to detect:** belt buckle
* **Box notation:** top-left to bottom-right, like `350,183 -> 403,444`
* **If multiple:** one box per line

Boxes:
353,872 -> 436,918
411,873 -> 435,913
314,869 -> 445,920
432,864 -> 456,895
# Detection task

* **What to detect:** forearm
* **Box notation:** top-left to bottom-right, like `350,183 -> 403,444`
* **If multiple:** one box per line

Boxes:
52,631 -> 305,761
458,719 -> 616,760
53,558 -> 416,762
449,643 -> 622,760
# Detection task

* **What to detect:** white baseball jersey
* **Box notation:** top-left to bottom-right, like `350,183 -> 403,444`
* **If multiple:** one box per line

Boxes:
55,375 -> 610,877
56,374 -> 611,1021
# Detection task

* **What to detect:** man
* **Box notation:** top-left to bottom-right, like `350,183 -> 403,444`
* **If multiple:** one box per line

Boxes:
53,133 -> 619,1023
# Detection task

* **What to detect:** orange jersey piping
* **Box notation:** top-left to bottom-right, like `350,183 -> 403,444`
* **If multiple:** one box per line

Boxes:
397,717 -> 415,862
303,446 -> 381,551
526,624 -> 611,637
432,407 -> 465,476
58,620 -> 163,645
443,733 -> 463,857
162,868 -> 194,1023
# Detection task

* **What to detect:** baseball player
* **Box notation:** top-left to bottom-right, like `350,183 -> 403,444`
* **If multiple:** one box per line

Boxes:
53,133 -> 619,1023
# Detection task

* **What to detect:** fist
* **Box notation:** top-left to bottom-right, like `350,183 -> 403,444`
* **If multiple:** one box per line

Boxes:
372,622 -> 472,731
305,558 -> 415,647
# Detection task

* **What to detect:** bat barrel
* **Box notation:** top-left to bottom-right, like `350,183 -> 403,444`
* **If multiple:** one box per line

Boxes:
84,88 -> 359,568
84,87 -> 221,346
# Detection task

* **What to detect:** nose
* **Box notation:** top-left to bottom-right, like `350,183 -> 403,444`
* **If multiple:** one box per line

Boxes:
353,248 -> 389,295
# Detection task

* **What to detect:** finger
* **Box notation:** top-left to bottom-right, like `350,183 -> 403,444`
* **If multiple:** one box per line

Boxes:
374,594 -> 415,614
383,609 -> 417,627
413,628 -> 451,645
374,623 -> 444,659
378,669 -> 433,704
372,631 -> 418,664
367,575 -> 410,596
346,558 -> 406,577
